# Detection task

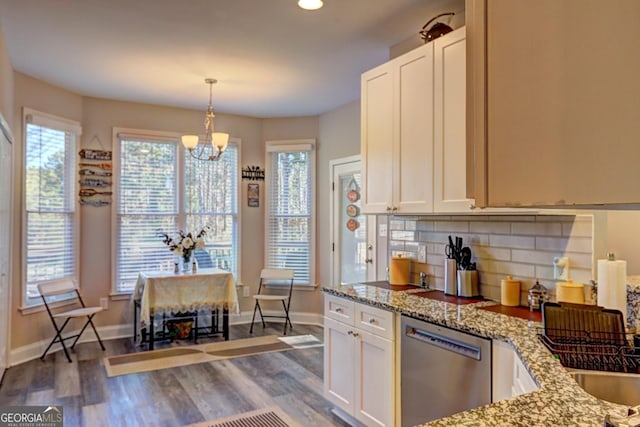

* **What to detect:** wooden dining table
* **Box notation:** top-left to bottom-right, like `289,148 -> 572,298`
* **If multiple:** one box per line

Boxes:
132,268 -> 238,350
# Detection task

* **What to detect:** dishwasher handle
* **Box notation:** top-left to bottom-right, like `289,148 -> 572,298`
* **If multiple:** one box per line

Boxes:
405,326 -> 482,360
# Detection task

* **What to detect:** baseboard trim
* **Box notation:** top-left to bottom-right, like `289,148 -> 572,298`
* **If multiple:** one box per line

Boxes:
9,311 -> 323,367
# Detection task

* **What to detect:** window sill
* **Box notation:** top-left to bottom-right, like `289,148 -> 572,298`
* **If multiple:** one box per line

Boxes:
19,297 -> 77,315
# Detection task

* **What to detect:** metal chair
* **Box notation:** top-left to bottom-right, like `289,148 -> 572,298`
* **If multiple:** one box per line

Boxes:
38,278 -> 106,363
249,268 -> 295,335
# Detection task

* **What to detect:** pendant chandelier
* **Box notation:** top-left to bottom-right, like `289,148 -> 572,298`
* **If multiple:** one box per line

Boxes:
182,78 -> 229,161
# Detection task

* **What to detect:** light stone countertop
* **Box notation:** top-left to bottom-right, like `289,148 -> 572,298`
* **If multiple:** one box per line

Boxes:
323,283 -> 632,427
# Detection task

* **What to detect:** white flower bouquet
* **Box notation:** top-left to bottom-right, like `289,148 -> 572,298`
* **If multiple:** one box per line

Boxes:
159,225 -> 211,265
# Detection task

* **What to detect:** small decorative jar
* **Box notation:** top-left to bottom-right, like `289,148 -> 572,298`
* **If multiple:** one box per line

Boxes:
528,280 -> 549,311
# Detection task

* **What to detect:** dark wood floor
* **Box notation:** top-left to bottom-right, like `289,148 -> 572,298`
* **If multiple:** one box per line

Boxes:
0,322 -> 351,427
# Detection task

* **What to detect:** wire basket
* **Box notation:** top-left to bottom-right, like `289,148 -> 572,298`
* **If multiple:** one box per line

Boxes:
538,328 -> 640,373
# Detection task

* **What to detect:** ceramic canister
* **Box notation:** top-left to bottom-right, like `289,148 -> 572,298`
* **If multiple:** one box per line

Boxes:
501,275 -> 521,306
389,255 -> 411,285
556,279 -> 585,304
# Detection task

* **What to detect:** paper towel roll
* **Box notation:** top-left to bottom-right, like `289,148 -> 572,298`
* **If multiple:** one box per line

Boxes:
597,258 -> 627,326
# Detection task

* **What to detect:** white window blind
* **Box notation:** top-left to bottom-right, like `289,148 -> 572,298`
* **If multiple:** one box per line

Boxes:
116,136 -> 178,293
23,109 -> 79,307
185,144 -> 239,276
265,140 -> 315,285
115,132 -> 239,293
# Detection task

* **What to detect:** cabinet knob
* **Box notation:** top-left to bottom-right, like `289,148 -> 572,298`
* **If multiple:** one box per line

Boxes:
347,330 -> 353,335
335,307 -> 343,313
369,318 -> 376,324
386,206 -> 392,213
469,204 -> 477,210
353,332 -> 360,338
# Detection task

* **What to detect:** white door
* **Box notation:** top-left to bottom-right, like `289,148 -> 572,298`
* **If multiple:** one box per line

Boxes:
330,156 -> 376,285
0,115 -> 13,379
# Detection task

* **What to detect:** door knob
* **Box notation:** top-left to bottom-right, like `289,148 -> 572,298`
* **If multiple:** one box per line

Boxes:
365,258 -> 373,264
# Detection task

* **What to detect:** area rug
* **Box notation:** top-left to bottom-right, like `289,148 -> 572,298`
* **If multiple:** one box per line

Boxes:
185,406 -> 301,427
104,334 -> 322,377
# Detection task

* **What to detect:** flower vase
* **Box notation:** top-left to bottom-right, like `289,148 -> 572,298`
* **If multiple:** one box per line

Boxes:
182,254 -> 192,273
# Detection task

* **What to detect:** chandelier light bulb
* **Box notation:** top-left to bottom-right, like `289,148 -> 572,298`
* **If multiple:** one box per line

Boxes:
298,0 -> 323,10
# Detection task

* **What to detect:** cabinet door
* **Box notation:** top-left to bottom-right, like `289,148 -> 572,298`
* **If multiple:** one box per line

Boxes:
361,63 -> 394,214
324,317 -> 356,413
354,329 -> 394,427
433,27 -> 474,212
477,0 -> 640,207
394,44 -> 434,214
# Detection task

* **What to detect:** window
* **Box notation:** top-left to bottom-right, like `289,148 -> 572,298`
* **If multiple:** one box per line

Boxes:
265,139 -> 315,286
114,131 -> 239,293
22,108 -> 80,307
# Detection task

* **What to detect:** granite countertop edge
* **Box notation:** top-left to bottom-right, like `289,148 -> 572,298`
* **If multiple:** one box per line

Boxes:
322,284 -> 629,426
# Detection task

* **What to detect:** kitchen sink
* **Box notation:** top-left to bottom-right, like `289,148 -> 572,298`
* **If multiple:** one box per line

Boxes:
570,370 -> 640,406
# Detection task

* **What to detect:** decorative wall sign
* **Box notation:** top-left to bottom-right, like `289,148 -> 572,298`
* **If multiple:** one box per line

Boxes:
248,183 -> 259,207
78,144 -> 112,207
79,148 -> 112,160
242,165 -> 265,181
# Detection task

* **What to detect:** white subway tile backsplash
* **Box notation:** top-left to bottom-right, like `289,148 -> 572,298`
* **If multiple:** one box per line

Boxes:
434,221 -> 470,233
389,220 -> 405,230
536,236 -> 592,253
469,221 -> 511,234
388,214 -> 595,301
511,249 -> 558,266
404,220 -> 417,231
473,246 -> 511,262
416,221 -> 435,232
562,220 -> 593,237
391,230 -> 415,241
490,234 -> 536,249
512,222 -> 562,236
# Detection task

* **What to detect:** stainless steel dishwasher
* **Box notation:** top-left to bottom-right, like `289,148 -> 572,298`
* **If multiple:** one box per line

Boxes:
401,315 -> 491,426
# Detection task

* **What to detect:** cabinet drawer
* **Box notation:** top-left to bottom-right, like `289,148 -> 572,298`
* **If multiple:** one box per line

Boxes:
355,302 -> 394,340
324,294 -> 355,324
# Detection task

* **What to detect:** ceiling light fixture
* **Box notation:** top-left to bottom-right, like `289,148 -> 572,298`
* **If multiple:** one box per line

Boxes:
182,78 -> 229,161
298,0 -> 323,11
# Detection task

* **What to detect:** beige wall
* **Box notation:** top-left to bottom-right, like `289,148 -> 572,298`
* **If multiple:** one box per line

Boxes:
11,73 -> 84,348
317,100 -> 361,289
0,28 -> 13,124
600,211 -> 640,275
8,73 -> 362,351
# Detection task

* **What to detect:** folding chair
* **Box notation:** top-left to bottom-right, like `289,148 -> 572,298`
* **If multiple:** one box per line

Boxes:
249,269 -> 295,335
38,278 -> 106,363
194,250 -> 214,268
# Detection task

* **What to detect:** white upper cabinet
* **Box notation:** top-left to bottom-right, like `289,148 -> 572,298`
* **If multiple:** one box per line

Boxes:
362,27 -> 474,215
361,42 -> 434,214
433,26 -> 474,212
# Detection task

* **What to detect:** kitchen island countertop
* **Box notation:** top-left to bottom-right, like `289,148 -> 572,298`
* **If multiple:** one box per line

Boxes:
323,282 -> 629,426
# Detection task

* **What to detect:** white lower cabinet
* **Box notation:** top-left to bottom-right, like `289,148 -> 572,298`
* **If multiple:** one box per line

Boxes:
324,294 -> 395,427
492,339 -> 539,402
